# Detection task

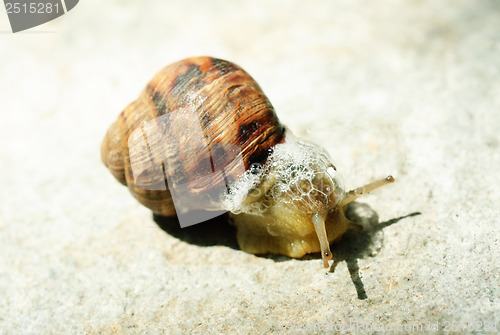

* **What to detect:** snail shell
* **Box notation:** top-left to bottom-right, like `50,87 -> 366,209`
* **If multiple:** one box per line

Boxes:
101,56 -> 394,268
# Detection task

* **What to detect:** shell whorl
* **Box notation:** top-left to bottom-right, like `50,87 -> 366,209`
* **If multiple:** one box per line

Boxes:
101,56 -> 285,216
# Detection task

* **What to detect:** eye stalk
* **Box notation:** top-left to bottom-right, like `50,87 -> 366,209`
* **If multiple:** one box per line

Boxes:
312,211 -> 332,268
340,175 -> 395,207
312,176 -> 395,269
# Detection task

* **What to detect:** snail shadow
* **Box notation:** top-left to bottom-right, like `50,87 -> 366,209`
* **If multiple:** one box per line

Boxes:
153,212 -> 240,250
323,203 -> 421,300
153,205 -> 421,301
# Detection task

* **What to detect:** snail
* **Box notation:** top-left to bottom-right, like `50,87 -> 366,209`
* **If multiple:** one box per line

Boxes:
101,56 -> 395,268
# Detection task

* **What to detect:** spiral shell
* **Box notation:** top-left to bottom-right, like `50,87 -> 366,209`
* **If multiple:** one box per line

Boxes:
101,57 -> 285,216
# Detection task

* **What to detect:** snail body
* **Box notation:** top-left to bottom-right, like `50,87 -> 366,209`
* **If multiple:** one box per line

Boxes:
101,56 -> 394,268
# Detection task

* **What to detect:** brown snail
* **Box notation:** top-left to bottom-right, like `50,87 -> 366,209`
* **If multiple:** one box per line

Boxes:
101,56 -> 395,268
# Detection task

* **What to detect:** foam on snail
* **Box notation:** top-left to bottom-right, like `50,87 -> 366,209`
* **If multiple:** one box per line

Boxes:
224,132 -> 393,268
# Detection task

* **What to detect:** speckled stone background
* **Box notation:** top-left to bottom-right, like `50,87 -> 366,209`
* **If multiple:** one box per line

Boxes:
1,0 -> 499,334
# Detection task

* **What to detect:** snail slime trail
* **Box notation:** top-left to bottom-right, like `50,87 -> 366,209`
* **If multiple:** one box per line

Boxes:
101,56 -> 396,269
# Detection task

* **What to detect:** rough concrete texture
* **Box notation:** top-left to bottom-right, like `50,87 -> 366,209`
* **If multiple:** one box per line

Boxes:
0,0 -> 499,333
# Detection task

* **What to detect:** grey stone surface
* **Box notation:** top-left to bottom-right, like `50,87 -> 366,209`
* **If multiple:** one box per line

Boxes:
0,0 -> 499,333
